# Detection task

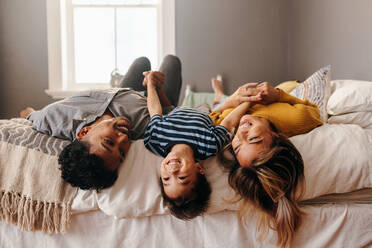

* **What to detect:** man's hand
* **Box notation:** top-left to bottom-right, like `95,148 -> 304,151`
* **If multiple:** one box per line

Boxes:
142,71 -> 165,89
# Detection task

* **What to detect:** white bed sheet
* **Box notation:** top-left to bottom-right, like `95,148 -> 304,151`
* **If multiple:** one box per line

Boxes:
2,203 -> 372,248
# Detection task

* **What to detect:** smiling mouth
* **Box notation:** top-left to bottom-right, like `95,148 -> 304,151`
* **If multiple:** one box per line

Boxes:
167,159 -> 181,165
114,119 -> 130,135
116,124 -> 129,134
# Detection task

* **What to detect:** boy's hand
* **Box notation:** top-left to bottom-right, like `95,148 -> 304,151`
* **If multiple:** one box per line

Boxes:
142,71 -> 165,88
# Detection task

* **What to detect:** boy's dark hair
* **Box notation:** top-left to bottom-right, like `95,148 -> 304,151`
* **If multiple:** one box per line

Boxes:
58,140 -> 118,191
160,173 -> 211,220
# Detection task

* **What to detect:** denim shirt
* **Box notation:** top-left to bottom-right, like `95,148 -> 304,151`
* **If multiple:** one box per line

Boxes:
28,88 -> 150,141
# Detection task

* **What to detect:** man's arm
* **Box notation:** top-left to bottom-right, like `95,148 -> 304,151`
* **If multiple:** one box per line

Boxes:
156,87 -> 172,109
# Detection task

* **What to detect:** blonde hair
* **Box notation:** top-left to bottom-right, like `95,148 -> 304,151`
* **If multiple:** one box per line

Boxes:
220,134 -> 305,248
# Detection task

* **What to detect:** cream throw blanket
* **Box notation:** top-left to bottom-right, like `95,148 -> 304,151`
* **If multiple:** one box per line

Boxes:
0,118 -> 78,233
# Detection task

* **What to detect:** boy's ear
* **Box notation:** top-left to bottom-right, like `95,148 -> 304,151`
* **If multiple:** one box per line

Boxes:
76,126 -> 91,140
195,162 -> 205,175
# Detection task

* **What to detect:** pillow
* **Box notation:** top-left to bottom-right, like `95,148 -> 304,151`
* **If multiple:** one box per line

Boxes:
275,80 -> 300,93
94,140 -> 237,218
290,65 -> 331,122
327,80 -> 372,115
327,112 -> 372,129
290,124 -> 372,200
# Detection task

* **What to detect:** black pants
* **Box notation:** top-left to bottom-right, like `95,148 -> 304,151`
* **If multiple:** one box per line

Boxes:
120,55 -> 182,107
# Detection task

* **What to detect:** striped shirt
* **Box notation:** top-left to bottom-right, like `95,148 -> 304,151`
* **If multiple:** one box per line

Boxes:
144,107 -> 230,160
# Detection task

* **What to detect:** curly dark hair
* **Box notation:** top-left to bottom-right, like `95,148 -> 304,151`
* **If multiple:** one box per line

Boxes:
58,140 -> 118,191
160,173 -> 211,220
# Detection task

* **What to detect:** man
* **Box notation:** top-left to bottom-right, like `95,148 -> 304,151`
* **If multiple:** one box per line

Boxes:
20,55 -> 182,191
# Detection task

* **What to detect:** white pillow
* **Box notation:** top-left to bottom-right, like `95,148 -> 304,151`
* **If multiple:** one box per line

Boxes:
96,140 -> 167,218
95,140 -> 238,218
328,112 -> 372,129
290,124 -> 372,200
327,80 -> 372,115
290,65 -> 331,122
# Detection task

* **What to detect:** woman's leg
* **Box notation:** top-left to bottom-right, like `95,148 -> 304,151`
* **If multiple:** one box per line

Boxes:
211,76 -> 225,105
120,57 -> 151,91
158,55 -> 182,106
211,76 -> 228,110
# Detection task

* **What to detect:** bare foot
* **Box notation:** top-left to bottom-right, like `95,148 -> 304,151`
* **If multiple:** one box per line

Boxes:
211,76 -> 224,106
19,107 -> 35,118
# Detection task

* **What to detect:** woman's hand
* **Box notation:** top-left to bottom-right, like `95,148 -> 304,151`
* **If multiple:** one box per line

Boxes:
221,82 -> 263,109
255,82 -> 280,105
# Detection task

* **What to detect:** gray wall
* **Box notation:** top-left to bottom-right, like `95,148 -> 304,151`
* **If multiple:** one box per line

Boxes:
0,0 -> 54,119
1,0 -> 372,119
288,0 -> 372,81
177,0 -> 289,97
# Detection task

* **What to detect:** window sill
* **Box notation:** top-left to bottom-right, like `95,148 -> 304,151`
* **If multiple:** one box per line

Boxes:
45,88 -> 110,99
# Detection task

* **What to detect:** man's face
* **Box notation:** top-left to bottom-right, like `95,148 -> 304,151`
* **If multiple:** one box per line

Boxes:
77,117 -> 131,171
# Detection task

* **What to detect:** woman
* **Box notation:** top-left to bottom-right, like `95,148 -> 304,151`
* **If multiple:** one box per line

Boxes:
210,78 -> 322,248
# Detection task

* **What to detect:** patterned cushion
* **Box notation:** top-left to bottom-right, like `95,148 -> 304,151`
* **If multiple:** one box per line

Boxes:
290,65 -> 331,122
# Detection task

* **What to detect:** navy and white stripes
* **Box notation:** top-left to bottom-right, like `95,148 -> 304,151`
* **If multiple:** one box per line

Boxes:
144,108 -> 230,160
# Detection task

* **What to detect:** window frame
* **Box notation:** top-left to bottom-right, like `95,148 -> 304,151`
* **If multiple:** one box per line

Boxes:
45,0 -> 175,99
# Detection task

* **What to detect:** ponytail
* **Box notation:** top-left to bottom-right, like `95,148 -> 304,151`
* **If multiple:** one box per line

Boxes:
275,195 -> 302,248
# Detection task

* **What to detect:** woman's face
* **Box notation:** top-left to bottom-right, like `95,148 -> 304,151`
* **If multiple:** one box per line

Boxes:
231,115 -> 274,167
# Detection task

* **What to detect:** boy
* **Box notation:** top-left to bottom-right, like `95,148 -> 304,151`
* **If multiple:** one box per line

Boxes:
143,71 -> 260,219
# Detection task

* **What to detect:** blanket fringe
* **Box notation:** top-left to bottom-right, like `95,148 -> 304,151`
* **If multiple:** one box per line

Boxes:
0,191 -> 72,234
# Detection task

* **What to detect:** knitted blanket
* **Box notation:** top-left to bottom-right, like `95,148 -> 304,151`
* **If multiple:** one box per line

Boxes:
0,118 -> 77,233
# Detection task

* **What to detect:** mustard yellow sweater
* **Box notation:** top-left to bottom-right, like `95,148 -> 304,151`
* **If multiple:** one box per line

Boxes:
209,89 -> 323,137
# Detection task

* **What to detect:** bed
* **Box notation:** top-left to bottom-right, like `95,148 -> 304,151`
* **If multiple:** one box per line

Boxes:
1,67 -> 372,248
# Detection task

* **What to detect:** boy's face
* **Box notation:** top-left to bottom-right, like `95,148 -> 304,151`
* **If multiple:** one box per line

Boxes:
160,144 -> 204,199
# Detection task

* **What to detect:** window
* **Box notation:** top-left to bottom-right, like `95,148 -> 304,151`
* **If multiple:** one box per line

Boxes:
46,0 -> 175,98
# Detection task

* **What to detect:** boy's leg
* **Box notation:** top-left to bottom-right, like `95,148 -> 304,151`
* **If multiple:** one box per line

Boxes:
158,55 -> 182,106
120,57 -> 151,91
